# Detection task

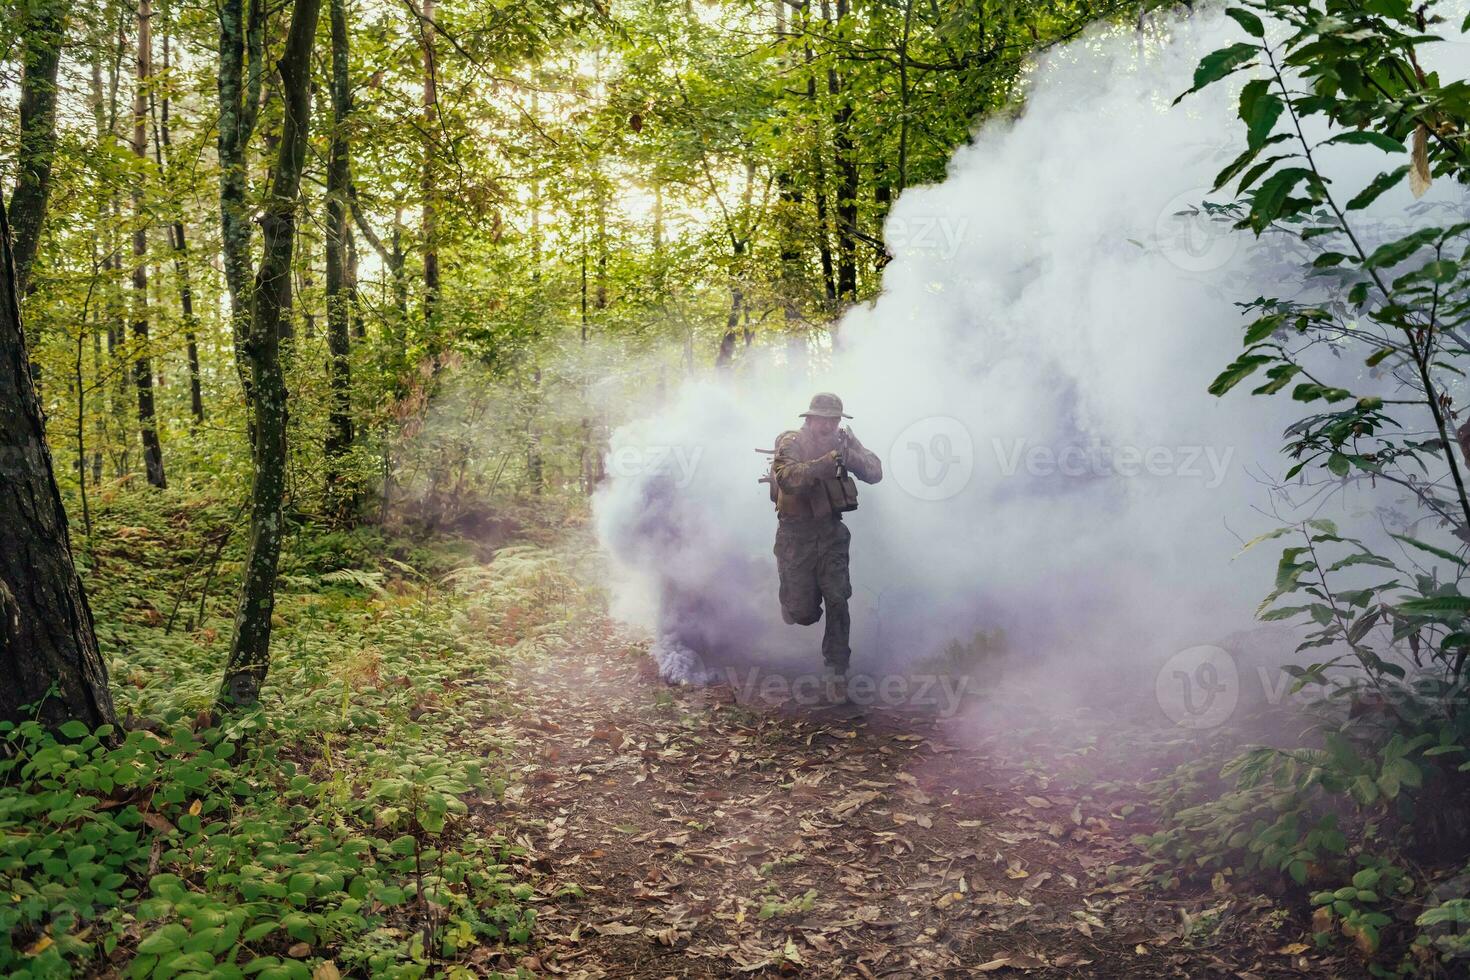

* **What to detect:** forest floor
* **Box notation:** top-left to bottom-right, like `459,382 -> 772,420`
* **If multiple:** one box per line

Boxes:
459,603 -> 1372,980
20,495 -> 1391,978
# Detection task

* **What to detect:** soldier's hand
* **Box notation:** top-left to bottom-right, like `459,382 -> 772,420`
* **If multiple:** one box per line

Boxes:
818,449 -> 843,477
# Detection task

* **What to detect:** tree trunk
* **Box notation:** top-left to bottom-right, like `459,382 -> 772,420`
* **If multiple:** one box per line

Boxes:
420,0 -> 441,353
155,15 -> 204,424
391,209 -> 410,387
825,0 -> 858,305
775,0 -> 806,366
218,0 -> 265,402
9,0 -> 67,295
804,30 -> 837,309
89,36 -> 117,482
219,0 -> 322,711
324,0 -> 355,515
131,0 -> 167,489
713,163 -> 753,369
897,0 -> 914,195
0,199 -> 117,731
347,221 -> 363,339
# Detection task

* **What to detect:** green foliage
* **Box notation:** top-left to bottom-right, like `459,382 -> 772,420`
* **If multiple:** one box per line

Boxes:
0,494 -> 607,976
1148,2 -> 1470,967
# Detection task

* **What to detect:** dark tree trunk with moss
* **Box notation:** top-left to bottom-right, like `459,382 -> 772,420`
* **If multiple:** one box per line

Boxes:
220,0 -> 322,710
324,0 -> 355,514
218,0 -> 265,402
8,0 -> 67,294
0,201 -> 116,730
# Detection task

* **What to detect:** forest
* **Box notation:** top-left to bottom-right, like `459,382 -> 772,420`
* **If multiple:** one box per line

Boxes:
6,0 -> 1470,975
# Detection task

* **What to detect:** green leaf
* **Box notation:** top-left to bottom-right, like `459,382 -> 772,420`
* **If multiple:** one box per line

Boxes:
1390,533 -> 1467,566
1250,167 -> 1317,232
1396,595 -> 1470,617
1324,130 -> 1406,154
1225,6 -> 1266,37
1251,363 -> 1300,395
138,924 -> 188,955
1364,228 -> 1441,270
1244,89 -> 1283,151
1238,527 -> 1295,556
1178,42 -> 1260,103
1327,552 -> 1394,572
1346,166 -> 1408,211
1243,313 -> 1286,345
1209,353 -> 1274,396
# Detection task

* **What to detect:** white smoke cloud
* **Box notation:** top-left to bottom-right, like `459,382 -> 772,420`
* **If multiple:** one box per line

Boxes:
593,10 -> 1470,688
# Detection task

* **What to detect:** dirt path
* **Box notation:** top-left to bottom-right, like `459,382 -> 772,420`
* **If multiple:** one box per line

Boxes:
466,639 -> 1365,978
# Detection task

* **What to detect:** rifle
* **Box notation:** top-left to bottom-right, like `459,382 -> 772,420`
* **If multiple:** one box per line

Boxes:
756,447 -> 777,503
831,428 -> 859,512
757,432 -> 858,512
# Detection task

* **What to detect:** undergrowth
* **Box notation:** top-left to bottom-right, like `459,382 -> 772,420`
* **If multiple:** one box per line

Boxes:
2,487 -> 597,978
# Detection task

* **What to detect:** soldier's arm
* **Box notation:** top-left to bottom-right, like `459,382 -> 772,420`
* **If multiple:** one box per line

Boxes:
773,432 -> 835,493
843,430 -> 883,484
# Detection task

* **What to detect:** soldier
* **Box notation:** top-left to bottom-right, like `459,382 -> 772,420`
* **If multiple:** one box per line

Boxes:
770,392 -> 883,702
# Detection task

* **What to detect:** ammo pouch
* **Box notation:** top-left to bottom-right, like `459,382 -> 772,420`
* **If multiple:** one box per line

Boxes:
823,474 -> 859,513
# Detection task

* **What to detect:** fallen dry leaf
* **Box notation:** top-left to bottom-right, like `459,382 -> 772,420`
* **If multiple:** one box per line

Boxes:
593,922 -> 642,936
142,811 -> 175,834
976,953 -> 1048,972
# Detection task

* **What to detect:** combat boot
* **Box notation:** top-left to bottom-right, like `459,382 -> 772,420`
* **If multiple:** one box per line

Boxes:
822,665 -> 849,705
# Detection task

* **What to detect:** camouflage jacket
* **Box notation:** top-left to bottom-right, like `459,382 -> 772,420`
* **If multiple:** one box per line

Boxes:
771,424 -> 883,521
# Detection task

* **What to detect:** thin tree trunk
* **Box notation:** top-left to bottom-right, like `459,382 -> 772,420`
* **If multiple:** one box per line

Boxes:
825,0 -> 858,305
391,208 -> 410,387
91,325 -> 104,484
0,199 -> 117,731
775,0 -> 806,366
106,196 -> 129,478
8,0 -> 67,294
347,221 -> 363,339
324,0 -> 355,516
89,35 -> 116,484
75,311 -> 92,542
897,0 -> 914,195
344,183 -> 406,371
583,195 -> 607,492
218,0 -> 265,402
527,367 -> 543,495
713,163 -> 753,368
804,31 -> 837,308
131,0 -> 167,489
219,0 -> 323,711
154,13 -> 204,423
420,0 -> 440,353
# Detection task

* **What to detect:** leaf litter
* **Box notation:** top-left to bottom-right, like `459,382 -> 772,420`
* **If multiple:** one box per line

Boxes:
463,629 -> 1373,978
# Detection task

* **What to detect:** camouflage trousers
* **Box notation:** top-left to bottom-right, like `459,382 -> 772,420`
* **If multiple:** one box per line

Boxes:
774,517 -> 852,671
